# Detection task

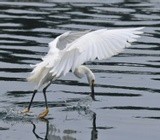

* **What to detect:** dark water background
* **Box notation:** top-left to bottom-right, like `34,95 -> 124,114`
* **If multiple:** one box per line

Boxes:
0,0 -> 160,140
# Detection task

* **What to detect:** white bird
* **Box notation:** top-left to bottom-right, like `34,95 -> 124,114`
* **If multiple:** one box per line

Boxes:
22,27 -> 144,118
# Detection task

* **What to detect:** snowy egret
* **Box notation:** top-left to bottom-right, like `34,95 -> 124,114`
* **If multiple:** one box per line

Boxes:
22,27 -> 144,118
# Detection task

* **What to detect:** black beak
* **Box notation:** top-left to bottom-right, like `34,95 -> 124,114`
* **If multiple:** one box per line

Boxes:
90,80 -> 95,101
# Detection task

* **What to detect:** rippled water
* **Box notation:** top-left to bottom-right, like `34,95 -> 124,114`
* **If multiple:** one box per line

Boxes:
0,0 -> 160,140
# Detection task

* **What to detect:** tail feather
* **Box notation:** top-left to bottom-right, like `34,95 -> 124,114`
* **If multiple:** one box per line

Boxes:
27,67 -> 45,83
27,61 -> 49,84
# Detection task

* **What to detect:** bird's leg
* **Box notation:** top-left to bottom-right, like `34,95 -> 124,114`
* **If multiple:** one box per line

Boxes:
22,90 -> 37,113
90,80 -> 96,101
38,91 -> 49,119
38,82 -> 51,119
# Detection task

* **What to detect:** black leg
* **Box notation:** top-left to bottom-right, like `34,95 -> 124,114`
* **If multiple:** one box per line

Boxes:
43,88 -> 48,109
28,90 -> 37,111
43,82 -> 51,109
38,82 -> 51,118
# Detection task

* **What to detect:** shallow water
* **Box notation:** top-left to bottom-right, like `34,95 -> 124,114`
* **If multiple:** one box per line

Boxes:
0,0 -> 160,140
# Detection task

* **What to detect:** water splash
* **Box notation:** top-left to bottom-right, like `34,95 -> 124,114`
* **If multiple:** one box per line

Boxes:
63,95 -> 95,119
64,95 -> 93,111
1,106 -> 37,122
77,95 -> 93,109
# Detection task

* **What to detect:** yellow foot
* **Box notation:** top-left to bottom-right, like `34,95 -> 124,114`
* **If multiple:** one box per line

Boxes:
21,108 -> 31,114
38,108 -> 49,119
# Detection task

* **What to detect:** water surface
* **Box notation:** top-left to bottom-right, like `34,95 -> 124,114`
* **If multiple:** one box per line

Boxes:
0,0 -> 160,140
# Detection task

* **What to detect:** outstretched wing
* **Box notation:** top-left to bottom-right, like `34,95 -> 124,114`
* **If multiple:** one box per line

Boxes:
42,30 -> 90,67
48,30 -> 90,53
49,27 -> 144,77
28,30 -> 90,85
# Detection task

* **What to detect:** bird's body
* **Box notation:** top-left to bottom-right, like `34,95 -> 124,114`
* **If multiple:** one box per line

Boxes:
23,27 -> 144,118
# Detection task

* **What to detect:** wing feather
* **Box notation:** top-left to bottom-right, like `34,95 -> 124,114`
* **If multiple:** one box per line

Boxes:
48,30 -> 90,52
50,27 -> 144,77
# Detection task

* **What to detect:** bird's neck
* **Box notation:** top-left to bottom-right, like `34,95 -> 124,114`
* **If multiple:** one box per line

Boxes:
74,65 -> 95,84
83,66 -> 95,80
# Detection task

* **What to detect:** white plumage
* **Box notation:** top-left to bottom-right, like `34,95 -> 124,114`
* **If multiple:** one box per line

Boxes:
24,27 -> 144,118
28,27 -> 143,89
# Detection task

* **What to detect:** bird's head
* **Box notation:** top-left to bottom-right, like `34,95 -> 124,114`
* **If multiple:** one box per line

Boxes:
87,73 -> 95,100
90,79 -> 95,100
88,77 -> 95,100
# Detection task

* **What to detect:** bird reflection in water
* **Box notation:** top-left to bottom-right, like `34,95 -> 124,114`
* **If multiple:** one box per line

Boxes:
30,113 -> 98,140
91,113 -> 98,140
